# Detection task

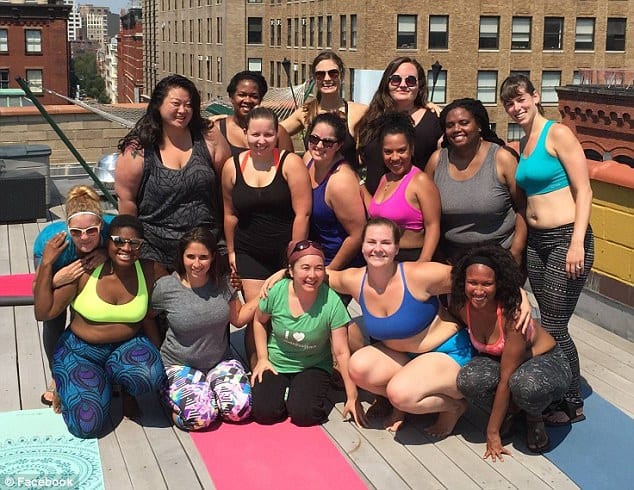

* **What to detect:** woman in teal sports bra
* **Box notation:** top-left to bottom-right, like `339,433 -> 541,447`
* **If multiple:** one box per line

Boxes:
500,75 -> 594,426
34,215 -> 167,438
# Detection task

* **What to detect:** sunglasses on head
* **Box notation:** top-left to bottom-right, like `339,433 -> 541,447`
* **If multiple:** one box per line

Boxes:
307,134 -> 339,149
110,236 -> 144,250
68,225 -> 101,238
388,74 -> 418,88
314,69 -> 340,82
292,240 -> 323,254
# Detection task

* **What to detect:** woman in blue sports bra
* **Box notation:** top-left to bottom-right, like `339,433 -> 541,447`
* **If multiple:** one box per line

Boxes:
500,75 -> 594,426
34,215 -> 167,439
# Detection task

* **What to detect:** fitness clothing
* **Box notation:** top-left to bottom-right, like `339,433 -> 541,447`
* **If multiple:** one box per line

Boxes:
359,263 -> 439,341
137,131 -> 222,268
406,329 -> 474,367
368,166 -> 424,232
363,109 -> 442,194
232,150 -> 294,279
72,261 -> 148,324
434,143 -> 516,261
517,120 -> 570,196
465,303 -> 534,356
218,118 -> 248,159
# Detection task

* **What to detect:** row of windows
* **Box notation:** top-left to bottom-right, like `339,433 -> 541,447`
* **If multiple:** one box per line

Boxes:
0,29 -> 42,54
0,68 -> 43,93
161,18 -> 223,44
399,14 -> 627,52
159,0 -> 224,9
264,15 -> 358,49
161,51 -> 225,83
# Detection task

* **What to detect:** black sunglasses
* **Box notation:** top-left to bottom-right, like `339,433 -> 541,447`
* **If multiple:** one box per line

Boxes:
292,240 -> 323,254
110,235 -> 144,250
307,134 -> 339,149
388,74 -> 418,88
314,69 -> 340,81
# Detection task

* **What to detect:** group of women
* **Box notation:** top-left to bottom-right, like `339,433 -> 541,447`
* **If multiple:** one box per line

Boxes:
33,51 -> 593,462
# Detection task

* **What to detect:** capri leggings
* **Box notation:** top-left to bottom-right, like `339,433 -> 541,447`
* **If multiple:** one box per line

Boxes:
526,223 -> 593,405
457,346 -> 572,415
52,330 -> 166,439
163,358 -> 252,431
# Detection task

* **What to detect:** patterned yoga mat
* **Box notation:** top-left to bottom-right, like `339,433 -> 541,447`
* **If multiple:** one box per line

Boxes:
0,409 -> 104,490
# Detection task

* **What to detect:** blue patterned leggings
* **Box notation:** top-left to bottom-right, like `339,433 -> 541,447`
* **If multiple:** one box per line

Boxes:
457,347 -> 572,415
163,359 -> 252,431
527,223 -> 593,405
52,330 -> 166,439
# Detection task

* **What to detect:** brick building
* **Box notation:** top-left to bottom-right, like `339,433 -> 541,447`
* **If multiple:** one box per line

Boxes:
117,7 -> 144,103
0,0 -> 72,104
143,0 -> 632,140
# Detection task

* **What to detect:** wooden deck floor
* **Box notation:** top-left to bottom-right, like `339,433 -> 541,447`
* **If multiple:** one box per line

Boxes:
1,205 -> 633,489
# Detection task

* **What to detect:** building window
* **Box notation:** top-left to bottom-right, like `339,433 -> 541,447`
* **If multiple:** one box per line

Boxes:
216,17 -> 222,44
216,56 -> 222,82
0,69 -> 9,89
510,70 -> 530,78
269,60 -> 274,86
428,15 -> 448,50
572,71 -> 581,85
340,15 -> 346,48
511,17 -> 531,50
301,63 -> 306,83
206,58 -> 211,81
247,17 -> 262,44
541,71 -> 561,105
26,69 -> 43,93
310,17 -> 315,47
248,58 -> 262,72
207,18 -> 212,43
294,18 -> 299,47
426,69 -> 447,104
301,18 -> 307,47
479,16 -> 499,50
476,71 -> 497,104
276,61 -> 281,88
575,18 -> 594,51
189,20 -> 194,43
543,17 -> 563,50
0,29 -> 7,52
397,15 -> 417,49
317,16 -> 323,47
269,19 -> 274,46
276,20 -> 281,47
606,18 -> 626,52
507,123 -> 522,142
287,18 -> 291,46
326,16 -> 332,48
25,30 -> 42,54
197,19 -> 202,43
350,14 -> 357,49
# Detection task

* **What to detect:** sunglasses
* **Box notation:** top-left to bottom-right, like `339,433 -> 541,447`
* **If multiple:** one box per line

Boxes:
388,74 -> 418,88
314,69 -> 340,82
110,236 -> 144,250
292,240 -> 323,254
68,225 -> 101,238
307,134 -> 339,149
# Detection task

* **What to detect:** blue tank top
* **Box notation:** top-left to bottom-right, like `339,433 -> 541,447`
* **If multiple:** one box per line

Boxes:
516,120 -> 570,196
359,263 -> 439,341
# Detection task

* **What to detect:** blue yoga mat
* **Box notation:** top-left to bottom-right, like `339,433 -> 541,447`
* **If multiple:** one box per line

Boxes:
545,390 -> 634,489
0,409 -> 104,490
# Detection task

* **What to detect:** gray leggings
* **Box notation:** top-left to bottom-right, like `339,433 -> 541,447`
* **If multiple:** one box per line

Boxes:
457,346 -> 572,415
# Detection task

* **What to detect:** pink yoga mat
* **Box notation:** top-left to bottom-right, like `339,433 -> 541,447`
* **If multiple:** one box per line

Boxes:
190,419 -> 367,490
0,273 -> 35,305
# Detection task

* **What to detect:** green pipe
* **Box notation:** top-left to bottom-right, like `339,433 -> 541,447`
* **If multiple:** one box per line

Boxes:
15,77 -> 118,209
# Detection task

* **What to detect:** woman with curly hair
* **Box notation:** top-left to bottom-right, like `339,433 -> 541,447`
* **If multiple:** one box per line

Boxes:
357,56 -> 443,194
452,245 -> 571,459
115,74 -> 231,269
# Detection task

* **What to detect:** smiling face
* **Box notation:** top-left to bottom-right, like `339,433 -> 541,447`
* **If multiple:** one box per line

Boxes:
246,116 -> 278,155
388,62 -> 419,108
465,264 -> 497,309
314,59 -> 341,96
289,254 -> 325,293
231,79 -> 262,118
362,223 -> 399,265
108,226 -> 143,266
159,87 -> 193,130
444,107 -> 481,148
502,87 -> 540,126
183,241 -> 213,283
67,213 -> 101,255
382,132 -> 413,176
307,121 -> 342,163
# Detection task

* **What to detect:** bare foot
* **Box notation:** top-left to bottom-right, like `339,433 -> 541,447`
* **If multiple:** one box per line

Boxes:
385,407 -> 406,433
424,399 -> 467,439
367,396 -> 392,419
122,392 -> 141,420
52,390 -> 62,414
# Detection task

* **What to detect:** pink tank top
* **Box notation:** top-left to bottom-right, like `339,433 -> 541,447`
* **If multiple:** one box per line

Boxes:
466,303 -> 534,356
368,166 -> 424,231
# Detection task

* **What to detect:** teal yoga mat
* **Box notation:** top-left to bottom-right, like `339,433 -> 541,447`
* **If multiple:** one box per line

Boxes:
0,409 -> 104,490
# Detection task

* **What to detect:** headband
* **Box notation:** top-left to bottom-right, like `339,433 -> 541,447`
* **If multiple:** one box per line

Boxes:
67,211 -> 102,223
464,255 -> 497,271
286,240 -> 325,265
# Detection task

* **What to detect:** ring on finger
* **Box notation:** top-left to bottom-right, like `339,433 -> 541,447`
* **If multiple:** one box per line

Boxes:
576,265 -> 583,270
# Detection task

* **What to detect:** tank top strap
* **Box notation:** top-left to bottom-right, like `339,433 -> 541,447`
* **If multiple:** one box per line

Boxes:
359,267 -> 368,305
537,120 -> 554,148
218,117 -> 228,138
276,149 -> 288,172
239,150 -> 251,173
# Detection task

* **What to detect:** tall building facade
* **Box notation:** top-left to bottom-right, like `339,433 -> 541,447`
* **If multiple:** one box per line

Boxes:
65,0 -> 82,42
144,1 -> 632,139
117,7 -> 144,103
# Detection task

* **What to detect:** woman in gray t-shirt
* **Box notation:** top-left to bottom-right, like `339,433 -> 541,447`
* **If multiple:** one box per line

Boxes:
152,227 -> 257,431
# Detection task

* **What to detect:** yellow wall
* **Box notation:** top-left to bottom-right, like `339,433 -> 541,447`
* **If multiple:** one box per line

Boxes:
590,180 -> 634,286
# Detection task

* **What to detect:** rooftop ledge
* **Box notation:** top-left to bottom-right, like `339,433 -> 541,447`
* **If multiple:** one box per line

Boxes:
588,159 -> 634,189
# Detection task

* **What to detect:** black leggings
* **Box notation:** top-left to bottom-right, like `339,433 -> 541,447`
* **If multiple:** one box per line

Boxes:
251,368 -> 331,426
526,224 -> 593,405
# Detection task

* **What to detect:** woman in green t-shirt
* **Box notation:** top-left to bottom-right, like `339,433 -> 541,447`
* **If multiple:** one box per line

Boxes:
251,240 -> 367,427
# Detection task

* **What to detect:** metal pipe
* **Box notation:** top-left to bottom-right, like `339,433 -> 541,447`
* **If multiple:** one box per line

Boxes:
15,77 -> 118,209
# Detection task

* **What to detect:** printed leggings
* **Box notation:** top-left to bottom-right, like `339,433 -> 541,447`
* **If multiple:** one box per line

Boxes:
527,223 -> 593,405
457,347 -> 572,415
52,330 -> 166,439
163,358 -> 252,431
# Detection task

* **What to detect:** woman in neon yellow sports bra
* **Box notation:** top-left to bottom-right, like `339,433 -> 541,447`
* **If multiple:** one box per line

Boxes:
500,74 -> 593,426
34,214 -> 167,439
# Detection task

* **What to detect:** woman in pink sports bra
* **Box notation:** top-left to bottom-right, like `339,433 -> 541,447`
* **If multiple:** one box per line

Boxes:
364,112 -> 441,263
451,245 -> 571,460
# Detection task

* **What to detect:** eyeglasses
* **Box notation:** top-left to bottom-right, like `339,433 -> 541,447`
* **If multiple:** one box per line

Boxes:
110,236 -> 144,250
314,69 -> 340,82
307,134 -> 339,149
388,74 -> 418,88
292,240 -> 323,254
68,225 -> 101,238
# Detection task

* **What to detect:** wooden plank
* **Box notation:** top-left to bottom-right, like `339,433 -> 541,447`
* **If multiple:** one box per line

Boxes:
14,305 -> 47,410
0,307 -> 20,412
576,336 -> 634,382
99,418 -> 134,490
579,370 -> 634,417
22,222 -> 40,272
570,314 -> 634,356
172,429 -> 217,490
8,224 -> 30,274
579,356 -> 634,409
0,224 -> 9,274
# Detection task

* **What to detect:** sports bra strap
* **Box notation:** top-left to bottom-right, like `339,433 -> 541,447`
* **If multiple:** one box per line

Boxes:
240,150 -> 250,173
239,148 -> 282,173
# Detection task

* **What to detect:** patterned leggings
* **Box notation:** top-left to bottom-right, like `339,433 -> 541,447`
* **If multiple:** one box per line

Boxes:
164,359 -> 251,431
527,224 -> 593,405
457,347 -> 572,415
52,330 -> 166,439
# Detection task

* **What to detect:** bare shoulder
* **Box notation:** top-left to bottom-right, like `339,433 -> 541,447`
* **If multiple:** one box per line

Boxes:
328,163 -> 360,192
347,101 -> 368,126
424,149 -> 441,176
548,121 -> 578,146
115,147 -> 144,178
